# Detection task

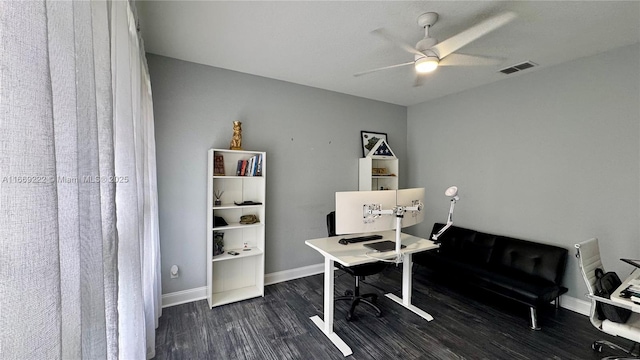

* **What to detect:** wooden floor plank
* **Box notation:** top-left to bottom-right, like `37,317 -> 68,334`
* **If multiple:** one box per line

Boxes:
154,266 -> 633,359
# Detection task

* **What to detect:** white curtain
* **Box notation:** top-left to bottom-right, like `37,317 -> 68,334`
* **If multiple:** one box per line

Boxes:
0,0 -> 161,359
111,1 -> 162,359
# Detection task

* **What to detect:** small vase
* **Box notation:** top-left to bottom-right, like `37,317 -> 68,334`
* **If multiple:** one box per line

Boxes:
214,199 -> 221,206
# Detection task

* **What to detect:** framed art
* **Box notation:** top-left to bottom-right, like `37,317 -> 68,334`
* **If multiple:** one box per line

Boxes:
213,231 -> 224,256
214,154 -> 225,176
361,131 -> 387,157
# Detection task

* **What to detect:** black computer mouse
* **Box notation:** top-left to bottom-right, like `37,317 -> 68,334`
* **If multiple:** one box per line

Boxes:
338,238 -> 348,245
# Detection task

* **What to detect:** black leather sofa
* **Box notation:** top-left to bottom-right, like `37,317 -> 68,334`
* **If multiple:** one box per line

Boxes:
413,223 -> 568,330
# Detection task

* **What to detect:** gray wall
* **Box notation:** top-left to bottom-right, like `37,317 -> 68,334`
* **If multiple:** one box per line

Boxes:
148,54 -> 407,294
406,44 -> 640,299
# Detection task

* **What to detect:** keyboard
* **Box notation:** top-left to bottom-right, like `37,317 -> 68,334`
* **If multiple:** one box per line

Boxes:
339,234 -> 383,244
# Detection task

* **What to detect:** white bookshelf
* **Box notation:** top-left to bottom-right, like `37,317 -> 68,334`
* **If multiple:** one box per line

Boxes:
359,139 -> 398,191
359,157 -> 399,191
206,149 -> 266,308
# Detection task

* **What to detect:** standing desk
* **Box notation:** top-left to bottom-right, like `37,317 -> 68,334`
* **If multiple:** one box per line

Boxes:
305,230 -> 439,357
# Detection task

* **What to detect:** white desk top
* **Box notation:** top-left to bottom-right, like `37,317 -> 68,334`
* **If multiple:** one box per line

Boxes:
611,268 -> 640,313
305,230 -> 439,267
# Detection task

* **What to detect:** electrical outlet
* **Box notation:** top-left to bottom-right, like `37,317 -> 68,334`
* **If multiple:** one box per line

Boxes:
170,265 -> 179,279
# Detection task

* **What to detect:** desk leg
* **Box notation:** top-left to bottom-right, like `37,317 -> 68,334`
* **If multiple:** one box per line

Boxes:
385,253 -> 434,321
310,257 -> 353,357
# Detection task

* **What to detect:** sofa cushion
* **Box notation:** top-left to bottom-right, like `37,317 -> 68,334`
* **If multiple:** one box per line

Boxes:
479,266 -> 567,304
436,224 -> 496,265
490,236 -> 568,284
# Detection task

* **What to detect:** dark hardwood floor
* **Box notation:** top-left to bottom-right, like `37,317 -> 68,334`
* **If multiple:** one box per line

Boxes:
154,265 -> 633,359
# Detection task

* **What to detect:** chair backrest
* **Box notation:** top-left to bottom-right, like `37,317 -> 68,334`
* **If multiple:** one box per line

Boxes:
575,238 -> 604,296
575,238 -> 604,327
327,211 -> 337,237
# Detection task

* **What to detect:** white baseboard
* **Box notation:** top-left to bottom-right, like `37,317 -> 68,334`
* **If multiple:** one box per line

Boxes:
161,286 -> 207,308
559,294 -> 590,316
264,263 -> 324,286
161,264 -> 593,319
161,263 -> 324,308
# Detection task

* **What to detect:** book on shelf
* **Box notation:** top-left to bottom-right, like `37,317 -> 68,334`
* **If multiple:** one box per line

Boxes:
235,155 -> 263,177
255,154 -> 262,176
241,160 -> 248,176
236,160 -> 243,176
247,156 -> 254,176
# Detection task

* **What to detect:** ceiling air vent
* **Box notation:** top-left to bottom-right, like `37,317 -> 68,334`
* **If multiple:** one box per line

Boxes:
499,61 -> 537,75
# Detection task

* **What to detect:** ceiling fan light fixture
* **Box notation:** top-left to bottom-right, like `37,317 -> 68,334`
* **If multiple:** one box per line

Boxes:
415,56 -> 439,73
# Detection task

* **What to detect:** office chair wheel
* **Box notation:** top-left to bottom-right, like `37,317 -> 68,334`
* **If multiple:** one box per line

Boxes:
592,342 -> 603,353
344,290 -> 353,296
346,312 -> 354,321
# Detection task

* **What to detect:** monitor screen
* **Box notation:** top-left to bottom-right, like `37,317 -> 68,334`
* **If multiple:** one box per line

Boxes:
335,190 -> 396,234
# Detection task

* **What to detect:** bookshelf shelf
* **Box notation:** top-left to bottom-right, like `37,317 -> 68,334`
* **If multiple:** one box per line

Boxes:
213,204 -> 263,210
212,247 -> 264,262
212,222 -> 264,231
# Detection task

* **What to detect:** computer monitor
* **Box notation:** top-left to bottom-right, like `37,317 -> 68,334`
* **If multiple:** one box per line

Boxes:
335,188 -> 425,235
335,190 -> 396,234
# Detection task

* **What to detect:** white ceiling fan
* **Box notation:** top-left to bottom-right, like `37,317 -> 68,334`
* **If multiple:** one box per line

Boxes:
355,11 -> 517,86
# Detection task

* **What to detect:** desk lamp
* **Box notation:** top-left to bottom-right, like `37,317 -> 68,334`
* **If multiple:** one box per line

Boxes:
431,186 -> 459,242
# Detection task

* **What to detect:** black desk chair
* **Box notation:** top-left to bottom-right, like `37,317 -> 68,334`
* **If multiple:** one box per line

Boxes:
327,211 -> 386,321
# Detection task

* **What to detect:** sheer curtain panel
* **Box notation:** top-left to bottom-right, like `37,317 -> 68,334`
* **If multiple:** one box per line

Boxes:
0,1 -> 161,359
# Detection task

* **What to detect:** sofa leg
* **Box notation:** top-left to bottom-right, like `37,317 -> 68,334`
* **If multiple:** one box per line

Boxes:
555,296 -> 561,310
529,307 -> 541,330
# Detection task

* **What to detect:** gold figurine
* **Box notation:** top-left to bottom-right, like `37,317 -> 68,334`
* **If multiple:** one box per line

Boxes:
229,121 -> 243,150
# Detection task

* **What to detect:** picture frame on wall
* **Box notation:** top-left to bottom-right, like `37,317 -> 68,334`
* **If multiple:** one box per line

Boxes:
361,131 -> 388,157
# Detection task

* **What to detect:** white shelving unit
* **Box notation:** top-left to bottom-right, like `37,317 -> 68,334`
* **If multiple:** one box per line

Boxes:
358,139 -> 398,191
206,149 -> 266,308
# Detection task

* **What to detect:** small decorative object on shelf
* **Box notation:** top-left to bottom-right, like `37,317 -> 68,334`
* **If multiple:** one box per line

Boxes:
214,216 -> 228,227
213,232 -> 224,256
214,190 -> 224,206
229,121 -> 243,150
214,154 -> 225,176
239,214 -> 259,224
234,200 -> 262,206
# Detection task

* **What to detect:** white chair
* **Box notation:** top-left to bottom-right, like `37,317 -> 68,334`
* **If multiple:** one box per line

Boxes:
575,238 -> 640,359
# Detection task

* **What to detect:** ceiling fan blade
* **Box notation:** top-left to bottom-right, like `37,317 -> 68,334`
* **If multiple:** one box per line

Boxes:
353,61 -> 414,77
439,53 -> 503,66
431,11 -> 517,59
372,28 -> 425,57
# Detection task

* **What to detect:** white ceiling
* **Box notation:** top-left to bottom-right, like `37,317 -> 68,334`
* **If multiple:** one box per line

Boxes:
137,1 -> 640,106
